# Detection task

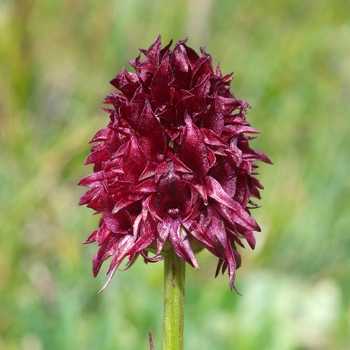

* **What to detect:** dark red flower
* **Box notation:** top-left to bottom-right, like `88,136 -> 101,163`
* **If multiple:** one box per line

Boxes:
79,36 -> 271,291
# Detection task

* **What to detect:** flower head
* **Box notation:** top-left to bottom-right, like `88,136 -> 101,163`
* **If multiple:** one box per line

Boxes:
79,36 -> 271,291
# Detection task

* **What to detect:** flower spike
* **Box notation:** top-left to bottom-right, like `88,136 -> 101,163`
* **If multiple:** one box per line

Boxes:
79,37 -> 271,291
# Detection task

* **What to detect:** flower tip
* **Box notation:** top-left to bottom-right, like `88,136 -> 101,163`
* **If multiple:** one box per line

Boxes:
176,37 -> 188,46
230,283 -> 242,296
97,269 -> 116,293
257,151 -> 273,164
193,260 -> 200,270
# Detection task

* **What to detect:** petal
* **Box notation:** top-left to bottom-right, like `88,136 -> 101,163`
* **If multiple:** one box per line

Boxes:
140,35 -> 161,66
210,158 -> 237,198
89,128 -> 113,143
169,41 -> 191,88
241,229 -> 256,249
154,162 -> 191,218
204,176 -> 258,230
120,136 -> 147,183
200,127 -> 227,147
183,219 -> 212,251
169,221 -> 199,269
166,152 -> 192,173
92,236 -> 120,277
103,212 -> 132,235
98,235 -> 137,292
156,218 -> 172,254
177,115 -> 209,179
151,54 -> 174,106
215,96 -> 249,115
202,109 -> 224,135
191,55 -> 212,89
112,194 -> 144,214
78,172 -> 104,187
138,162 -> 157,181
83,229 -> 98,244
96,225 -> 114,246
84,148 -> 110,165
130,220 -> 156,253
110,68 -> 139,98
133,178 -> 157,193
171,39 -> 190,76
134,101 -> 166,162
78,187 -> 100,206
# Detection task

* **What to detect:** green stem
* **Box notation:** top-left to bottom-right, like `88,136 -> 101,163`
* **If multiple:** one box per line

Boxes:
163,247 -> 185,350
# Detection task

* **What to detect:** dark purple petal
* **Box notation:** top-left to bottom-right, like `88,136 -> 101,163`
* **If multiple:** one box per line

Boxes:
154,162 -> 191,218
169,41 -> 191,88
112,194 -> 144,214
138,162 -> 157,181
204,176 -> 259,230
135,101 -> 166,161
168,220 -> 199,269
78,172 -> 104,187
131,221 -> 156,253
151,54 -> 174,106
140,35 -> 162,67
78,187 -> 100,206
166,152 -> 192,173
98,235 -> 137,292
118,136 -> 147,183
215,96 -> 249,115
96,224 -> 114,246
83,229 -> 98,244
84,148 -> 110,165
110,68 -> 139,98
200,127 -> 227,147
103,212 -> 132,235
156,217 -> 172,254
133,178 -> 157,193
191,55 -> 212,89
210,157 -> 237,197
210,216 -> 234,269
89,128 -> 113,143
177,115 -> 209,179
202,109 -> 224,135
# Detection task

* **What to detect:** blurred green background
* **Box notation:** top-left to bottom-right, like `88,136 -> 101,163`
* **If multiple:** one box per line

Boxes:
1,0 -> 349,349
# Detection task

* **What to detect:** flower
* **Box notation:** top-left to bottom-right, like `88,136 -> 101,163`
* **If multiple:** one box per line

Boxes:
79,36 -> 271,292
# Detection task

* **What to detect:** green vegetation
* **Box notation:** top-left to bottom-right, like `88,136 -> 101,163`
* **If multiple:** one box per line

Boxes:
1,0 -> 349,349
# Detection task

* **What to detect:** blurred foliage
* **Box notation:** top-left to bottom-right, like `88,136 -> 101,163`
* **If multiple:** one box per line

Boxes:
1,0 -> 349,349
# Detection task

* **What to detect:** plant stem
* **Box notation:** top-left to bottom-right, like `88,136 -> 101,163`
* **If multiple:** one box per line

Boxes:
163,247 -> 185,350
